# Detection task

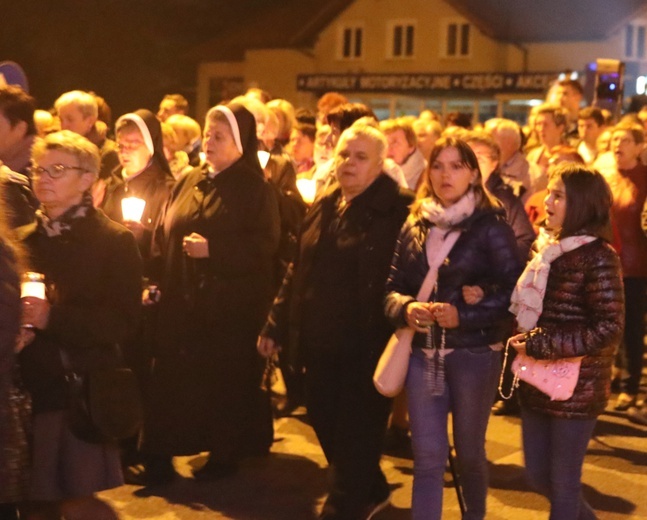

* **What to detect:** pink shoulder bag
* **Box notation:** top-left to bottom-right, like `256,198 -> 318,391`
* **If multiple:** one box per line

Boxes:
498,339 -> 583,402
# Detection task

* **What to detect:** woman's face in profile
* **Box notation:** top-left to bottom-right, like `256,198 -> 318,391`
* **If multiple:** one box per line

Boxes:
544,177 -> 567,232
429,146 -> 477,207
203,119 -> 243,173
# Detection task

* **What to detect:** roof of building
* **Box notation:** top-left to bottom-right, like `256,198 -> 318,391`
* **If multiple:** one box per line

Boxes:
190,0 -> 354,61
449,0 -> 646,42
191,0 -> 647,62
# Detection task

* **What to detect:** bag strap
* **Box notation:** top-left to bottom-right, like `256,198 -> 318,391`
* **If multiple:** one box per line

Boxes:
498,338 -> 520,400
416,229 -> 461,302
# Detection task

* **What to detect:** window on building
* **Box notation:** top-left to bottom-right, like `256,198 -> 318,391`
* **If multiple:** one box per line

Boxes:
339,24 -> 364,59
625,22 -> 646,59
388,20 -> 415,58
443,20 -> 471,58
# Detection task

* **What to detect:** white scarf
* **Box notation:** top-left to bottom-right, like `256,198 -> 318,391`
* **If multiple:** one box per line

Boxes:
509,228 -> 596,332
419,190 -> 476,229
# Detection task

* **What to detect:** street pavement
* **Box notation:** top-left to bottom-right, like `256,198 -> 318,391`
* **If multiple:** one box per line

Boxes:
102,392 -> 647,520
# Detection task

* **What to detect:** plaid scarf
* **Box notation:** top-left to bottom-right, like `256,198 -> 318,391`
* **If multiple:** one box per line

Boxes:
36,191 -> 94,237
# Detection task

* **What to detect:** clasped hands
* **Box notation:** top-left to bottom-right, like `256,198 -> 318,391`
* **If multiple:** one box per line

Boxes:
182,232 -> 209,258
406,301 -> 459,333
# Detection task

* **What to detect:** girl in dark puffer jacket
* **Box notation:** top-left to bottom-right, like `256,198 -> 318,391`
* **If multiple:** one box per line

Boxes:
508,163 -> 624,519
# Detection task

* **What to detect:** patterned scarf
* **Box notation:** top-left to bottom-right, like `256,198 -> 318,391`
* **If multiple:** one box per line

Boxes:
36,191 -> 94,237
509,227 -> 596,332
418,190 -> 476,229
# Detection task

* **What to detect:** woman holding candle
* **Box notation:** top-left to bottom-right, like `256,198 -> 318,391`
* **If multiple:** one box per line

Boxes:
140,103 -> 280,484
101,109 -> 175,265
16,130 -> 142,520
384,137 -> 521,520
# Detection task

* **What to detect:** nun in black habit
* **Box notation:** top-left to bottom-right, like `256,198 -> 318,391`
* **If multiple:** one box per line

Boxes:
101,109 -> 176,267
140,103 -> 281,483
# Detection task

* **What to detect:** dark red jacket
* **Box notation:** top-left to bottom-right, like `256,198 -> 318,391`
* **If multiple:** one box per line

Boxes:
520,239 -> 624,419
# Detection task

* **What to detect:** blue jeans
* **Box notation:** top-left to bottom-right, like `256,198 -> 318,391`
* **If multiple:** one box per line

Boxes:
406,346 -> 501,520
521,407 -> 598,520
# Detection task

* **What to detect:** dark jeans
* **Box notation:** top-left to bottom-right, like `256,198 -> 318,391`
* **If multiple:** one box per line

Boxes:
521,407 -> 597,520
305,346 -> 392,519
406,346 -> 501,520
619,278 -> 647,395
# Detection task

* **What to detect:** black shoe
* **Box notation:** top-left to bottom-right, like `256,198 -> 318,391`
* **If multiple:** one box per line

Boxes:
125,458 -> 175,486
360,492 -> 391,520
492,399 -> 520,416
192,461 -> 238,481
273,396 -> 301,418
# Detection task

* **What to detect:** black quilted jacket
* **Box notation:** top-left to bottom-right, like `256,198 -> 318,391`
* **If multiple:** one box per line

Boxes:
520,239 -> 624,419
385,207 -> 522,349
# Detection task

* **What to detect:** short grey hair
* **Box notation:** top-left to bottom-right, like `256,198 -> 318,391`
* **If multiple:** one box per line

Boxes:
54,90 -> 98,120
336,119 -> 387,160
31,130 -> 100,177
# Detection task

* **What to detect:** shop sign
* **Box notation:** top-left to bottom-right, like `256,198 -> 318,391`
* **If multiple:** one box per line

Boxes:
296,72 -> 558,94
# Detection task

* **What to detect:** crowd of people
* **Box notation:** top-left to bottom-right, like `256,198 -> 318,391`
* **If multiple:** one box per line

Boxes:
0,76 -> 644,520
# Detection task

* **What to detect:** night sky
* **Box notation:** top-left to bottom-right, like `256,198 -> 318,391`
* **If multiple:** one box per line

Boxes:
1,0 -> 277,119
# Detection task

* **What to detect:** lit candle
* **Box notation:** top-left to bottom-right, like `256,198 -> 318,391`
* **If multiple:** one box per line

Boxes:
21,272 -> 46,300
296,178 -> 317,204
121,196 -> 146,223
257,150 -> 271,169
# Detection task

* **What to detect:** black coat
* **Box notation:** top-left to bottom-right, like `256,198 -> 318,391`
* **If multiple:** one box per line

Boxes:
17,208 -> 143,413
101,162 -> 175,270
486,172 -> 535,262
385,207 -> 522,349
263,173 -> 414,368
0,240 -> 23,501
144,160 -> 281,455
520,239 -> 624,419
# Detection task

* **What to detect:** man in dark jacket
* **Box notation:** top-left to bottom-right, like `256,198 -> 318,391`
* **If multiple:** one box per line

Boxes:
466,132 -> 535,262
0,85 -> 39,228
259,123 -> 414,520
466,132 -> 535,416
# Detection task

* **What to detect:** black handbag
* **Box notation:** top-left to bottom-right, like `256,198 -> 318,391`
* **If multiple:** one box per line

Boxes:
61,348 -> 143,444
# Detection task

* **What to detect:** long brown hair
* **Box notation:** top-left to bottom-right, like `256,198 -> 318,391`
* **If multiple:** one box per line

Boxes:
413,136 -> 499,214
551,163 -> 613,240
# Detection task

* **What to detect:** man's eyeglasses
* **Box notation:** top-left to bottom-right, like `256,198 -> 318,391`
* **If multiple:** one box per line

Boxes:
117,140 -> 145,153
29,164 -> 87,179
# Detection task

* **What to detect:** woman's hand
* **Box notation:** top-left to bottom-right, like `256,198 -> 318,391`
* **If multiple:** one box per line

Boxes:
21,296 -> 50,330
257,336 -> 280,358
124,220 -> 146,242
183,232 -> 209,258
429,302 -> 460,329
142,286 -> 161,306
509,333 -> 527,354
462,285 -> 484,305
405,302 -> 435,333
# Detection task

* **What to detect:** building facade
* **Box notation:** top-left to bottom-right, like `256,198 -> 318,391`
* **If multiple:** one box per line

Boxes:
194,0 -> 647,122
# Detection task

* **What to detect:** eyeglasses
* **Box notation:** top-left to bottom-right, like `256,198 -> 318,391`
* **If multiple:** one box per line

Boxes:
117,140 -> 146,153
29,164 -> 86,179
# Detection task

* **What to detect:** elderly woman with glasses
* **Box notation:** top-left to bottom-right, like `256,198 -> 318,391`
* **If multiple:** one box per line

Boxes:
17,130 -> 142,520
